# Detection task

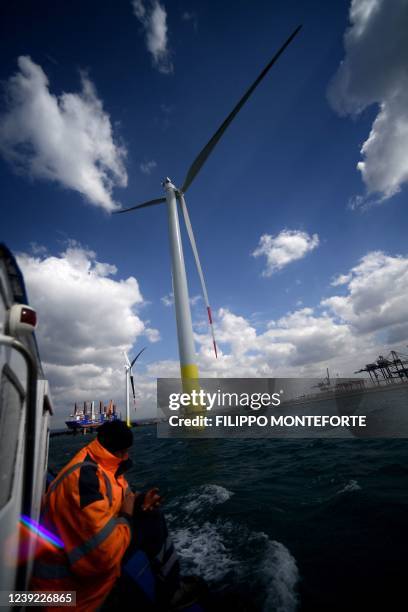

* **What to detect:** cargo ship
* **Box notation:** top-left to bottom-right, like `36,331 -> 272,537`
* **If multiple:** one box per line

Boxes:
65,399 -> 121,432
281,350 -> 408,407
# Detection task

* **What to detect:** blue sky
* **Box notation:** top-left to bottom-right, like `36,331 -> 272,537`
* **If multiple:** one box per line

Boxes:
1,0 -> 408,423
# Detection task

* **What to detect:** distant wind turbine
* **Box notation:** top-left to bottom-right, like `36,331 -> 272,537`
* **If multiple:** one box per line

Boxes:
116,25 -> 302,385
124,347 -> 146,426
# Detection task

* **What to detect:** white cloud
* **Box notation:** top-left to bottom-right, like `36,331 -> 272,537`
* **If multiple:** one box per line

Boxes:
322,251 -> 408,340
331,273 -> 352,287
191,249 -> 408,379
263,309 -> 354,367
145,327 -> 161,342
161,292 -> 201,307
328,0 -> 408,204
18,243 -> 159,424
214,308 -> 257,356
132,0 -> 146,20
161,292 -> 174,307
29,242 -> 48,256
0,56 -> 127,211
140,159 -> 157,174
132,0 -> 173,74
192,306 -> 356,379
145,359 -> 179,378
252,229 -> 319,276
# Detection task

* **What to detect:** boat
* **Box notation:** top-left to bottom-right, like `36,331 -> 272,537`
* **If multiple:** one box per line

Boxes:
276,359 -> 408,438
66,400 -> 121,432
0,244 -> 53,595
280,354 -> 408,409
0,243 -> 216,611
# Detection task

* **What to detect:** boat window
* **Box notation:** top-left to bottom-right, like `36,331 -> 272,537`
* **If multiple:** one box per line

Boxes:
0,365 -> 24,509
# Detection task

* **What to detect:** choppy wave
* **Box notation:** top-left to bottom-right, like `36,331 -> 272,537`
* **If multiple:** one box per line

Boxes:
50,430 -> 408,610
171,520 -> 237,582
337,479 -> 361,494
168,484 -> 299,611
261,537 -> 299,612
182,483 -> 234,513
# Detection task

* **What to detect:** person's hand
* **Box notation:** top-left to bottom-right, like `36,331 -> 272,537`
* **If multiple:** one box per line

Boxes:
142,487 -> 162,511
121,490 -> 136,516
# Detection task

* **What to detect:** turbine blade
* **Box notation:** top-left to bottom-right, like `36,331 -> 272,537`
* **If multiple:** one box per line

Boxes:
181,25 -> 302,193
131,346 -> 147,367
123,351 -> 131,367
114,197 -> 166,214
130,375 -> 136,401
178,193 -> 218,359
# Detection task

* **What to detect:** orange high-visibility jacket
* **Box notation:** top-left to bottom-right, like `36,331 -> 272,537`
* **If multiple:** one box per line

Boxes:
30,438 -> 132,611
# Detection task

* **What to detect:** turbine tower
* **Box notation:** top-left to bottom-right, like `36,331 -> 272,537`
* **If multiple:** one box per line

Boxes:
117,26 -> 302,386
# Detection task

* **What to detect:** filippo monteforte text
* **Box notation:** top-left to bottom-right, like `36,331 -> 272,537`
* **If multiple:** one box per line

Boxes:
168,415 -> 367,428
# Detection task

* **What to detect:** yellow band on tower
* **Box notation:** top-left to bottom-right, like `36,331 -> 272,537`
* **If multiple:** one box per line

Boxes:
181,363 -> 200,398
180,364 -> 205,427
181,364 -> 199,379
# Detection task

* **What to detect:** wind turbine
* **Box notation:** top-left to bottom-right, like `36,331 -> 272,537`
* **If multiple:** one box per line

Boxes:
116,26 -> 302,386
124,347 -> 146,426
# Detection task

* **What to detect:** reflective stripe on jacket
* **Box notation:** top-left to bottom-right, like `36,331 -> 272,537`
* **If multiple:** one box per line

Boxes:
30,438 -> 132,611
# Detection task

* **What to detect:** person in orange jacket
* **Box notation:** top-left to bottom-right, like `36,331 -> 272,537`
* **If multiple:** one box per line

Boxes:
30,420 -> 162,611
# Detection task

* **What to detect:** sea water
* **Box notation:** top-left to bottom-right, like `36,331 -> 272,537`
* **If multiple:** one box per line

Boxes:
49,429 -> 408,611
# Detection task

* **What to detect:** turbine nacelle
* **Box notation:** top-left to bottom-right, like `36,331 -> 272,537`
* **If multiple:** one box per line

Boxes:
163,178 -> 180,198
162,177 -> 175,188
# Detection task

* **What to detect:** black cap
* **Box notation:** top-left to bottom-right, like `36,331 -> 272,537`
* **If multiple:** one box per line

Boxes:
97,420 -> 133,453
